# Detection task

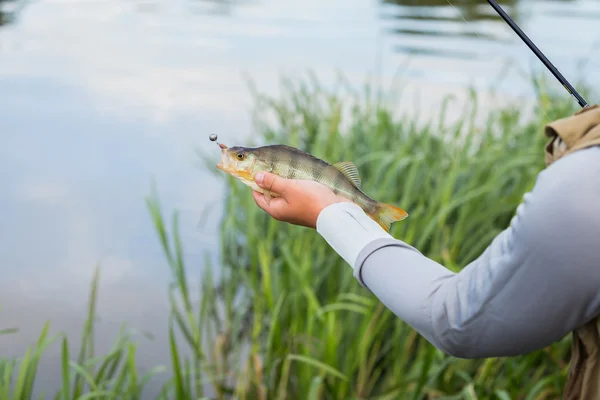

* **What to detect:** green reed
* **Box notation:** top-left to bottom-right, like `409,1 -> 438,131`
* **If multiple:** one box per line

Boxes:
0,266 -> 168,400
0,71 -> 592,399
197,73 -> 589,399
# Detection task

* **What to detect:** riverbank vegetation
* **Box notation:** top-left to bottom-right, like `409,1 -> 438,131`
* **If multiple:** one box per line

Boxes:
1,73 -> 592,399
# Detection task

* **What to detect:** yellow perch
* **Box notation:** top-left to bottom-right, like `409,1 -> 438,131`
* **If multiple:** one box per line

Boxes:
215,141 -> 408,232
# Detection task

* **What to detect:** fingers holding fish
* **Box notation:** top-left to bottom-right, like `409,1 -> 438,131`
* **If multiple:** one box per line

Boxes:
251,190 -> 288,221
254,172 -> 283,205
255,172 -> 289,197
252,178 -> 351,228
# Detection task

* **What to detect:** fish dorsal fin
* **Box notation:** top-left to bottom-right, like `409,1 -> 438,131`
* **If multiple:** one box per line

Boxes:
333,161 -> 361,188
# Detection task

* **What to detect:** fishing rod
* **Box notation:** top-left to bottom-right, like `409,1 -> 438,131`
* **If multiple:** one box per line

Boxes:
487,0 -> 589,108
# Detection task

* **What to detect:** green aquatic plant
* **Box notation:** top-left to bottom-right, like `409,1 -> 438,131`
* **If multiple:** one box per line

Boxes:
0,71 -> 591,399
199,73 -> 585,399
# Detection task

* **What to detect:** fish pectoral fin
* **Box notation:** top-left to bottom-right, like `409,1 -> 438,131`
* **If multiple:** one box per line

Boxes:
261,189 -> 282,205
263,189 -> 272,205
333,161 -> 361,188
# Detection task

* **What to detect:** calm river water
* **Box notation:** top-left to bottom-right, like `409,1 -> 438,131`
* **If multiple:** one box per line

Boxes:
0,0 -> 598,395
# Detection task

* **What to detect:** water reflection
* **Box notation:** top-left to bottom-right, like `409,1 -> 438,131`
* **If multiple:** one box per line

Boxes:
383,0 -> 579,21
1,0 -> 32,26
542,7 -> 600,20
186,0 -> 256,16
379,0 -> 583,61
0,1 -> 14,26
383,0 -> 521,22
0,0 -> 255,27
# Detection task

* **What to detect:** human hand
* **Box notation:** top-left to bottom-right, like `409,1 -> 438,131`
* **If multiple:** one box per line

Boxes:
251,172 -> 351,228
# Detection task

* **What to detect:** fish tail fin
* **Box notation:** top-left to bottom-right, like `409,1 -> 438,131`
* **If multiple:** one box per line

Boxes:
369,202 -> 408,233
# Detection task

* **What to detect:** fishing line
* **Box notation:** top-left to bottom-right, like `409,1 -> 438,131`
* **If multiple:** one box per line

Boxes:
486,0 -> 588,108
443,0 -> 589,121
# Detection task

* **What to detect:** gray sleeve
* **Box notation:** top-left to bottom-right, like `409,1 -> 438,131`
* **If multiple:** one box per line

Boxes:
354,147 -> 600,358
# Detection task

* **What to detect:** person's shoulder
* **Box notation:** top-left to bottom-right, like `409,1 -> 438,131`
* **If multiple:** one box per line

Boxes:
533,146 -> 600,205
514,146 -> 600,251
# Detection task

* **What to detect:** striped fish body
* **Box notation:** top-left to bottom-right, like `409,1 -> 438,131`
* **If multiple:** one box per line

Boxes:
216,144 -> 408,232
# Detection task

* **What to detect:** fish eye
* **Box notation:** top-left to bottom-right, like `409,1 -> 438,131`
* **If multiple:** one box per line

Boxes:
236,153 -> 245,160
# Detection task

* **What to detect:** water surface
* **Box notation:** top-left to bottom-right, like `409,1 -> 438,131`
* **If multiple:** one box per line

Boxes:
0,0 -> 598,395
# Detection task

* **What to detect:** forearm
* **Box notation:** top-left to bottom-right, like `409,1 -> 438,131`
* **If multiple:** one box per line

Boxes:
316,202 -> 463,353
353,232 -> 545,358
316,160 -> 600,359
355,238 -> 457,353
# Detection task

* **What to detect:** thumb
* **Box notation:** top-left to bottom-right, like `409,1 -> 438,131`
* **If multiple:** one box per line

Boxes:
255,171 -> 289,194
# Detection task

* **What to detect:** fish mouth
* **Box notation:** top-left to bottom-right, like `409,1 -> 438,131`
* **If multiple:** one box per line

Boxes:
216,161 -> 236,175
215,162 -> 252,180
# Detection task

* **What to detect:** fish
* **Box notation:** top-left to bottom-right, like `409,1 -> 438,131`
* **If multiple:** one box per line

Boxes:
215,142 -> 408,232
